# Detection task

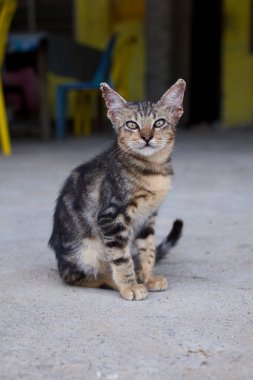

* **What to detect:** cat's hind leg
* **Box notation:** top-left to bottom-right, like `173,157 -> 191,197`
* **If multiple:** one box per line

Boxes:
58,255 -> 117,289
56,238 -> 119,290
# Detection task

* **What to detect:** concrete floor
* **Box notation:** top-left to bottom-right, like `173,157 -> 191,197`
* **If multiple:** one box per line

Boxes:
1,128 -> 253,380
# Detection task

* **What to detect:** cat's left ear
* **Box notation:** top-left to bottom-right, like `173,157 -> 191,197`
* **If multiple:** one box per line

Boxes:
100,83 -> 127,125
157,79 -> 186,121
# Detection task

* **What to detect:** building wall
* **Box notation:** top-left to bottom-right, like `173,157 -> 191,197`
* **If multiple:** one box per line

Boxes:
74,0 -> 145,101
222,0 -> 253,127
74,0 -> 111,50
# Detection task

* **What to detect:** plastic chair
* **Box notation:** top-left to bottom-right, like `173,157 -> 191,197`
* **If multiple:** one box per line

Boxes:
55,35 -> 116,140
0,0 -> 17,156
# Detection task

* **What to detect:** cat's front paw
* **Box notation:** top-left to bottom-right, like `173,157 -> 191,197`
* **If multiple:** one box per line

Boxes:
137,269 -> 149,284
119,284 -> 148,301
146,276 -> 168,292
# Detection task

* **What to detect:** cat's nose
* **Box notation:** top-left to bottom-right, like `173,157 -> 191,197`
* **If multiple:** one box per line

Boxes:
141,136 -> 152,144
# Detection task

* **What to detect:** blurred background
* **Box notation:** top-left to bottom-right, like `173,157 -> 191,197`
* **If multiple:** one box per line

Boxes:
0,0 -> 253,153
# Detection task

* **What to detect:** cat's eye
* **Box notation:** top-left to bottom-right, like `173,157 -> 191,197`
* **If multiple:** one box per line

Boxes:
126,121 -> 139,130
154,118 -> 166,128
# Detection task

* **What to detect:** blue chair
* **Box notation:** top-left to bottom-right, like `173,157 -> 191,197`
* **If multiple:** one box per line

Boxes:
55,35 -> 116,140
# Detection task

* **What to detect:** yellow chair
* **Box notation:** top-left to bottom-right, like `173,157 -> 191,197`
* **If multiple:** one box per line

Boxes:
0,0 -> 17,156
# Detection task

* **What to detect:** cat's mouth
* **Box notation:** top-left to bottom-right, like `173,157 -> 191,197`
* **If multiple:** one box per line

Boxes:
129,142 -> 159,156
141,142 -> 155,149
139,144 -> 157,156
143,145 -> 154,151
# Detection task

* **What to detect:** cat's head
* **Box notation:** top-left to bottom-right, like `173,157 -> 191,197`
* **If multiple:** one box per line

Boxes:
100,79 -> 186,158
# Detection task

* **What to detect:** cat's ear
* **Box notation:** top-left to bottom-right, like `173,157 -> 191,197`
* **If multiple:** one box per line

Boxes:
100,83 -> 127,125
157,79 -> 186,121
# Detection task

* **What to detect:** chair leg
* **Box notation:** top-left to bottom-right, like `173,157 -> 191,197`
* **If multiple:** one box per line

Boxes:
82,94 -> 92,136
0,80 -> 11,156
74,112 -> 82,137
56,86 -> 67,140
74,92 -> 92,137
73,92 -> 83,137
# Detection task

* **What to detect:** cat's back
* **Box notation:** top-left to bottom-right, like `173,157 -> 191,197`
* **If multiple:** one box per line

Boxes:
49,148 -> 112,249
61,148 -> 111,196
52,148 -> 113,230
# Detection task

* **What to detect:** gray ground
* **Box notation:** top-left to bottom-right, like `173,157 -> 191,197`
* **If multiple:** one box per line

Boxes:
1,128 -> 253,380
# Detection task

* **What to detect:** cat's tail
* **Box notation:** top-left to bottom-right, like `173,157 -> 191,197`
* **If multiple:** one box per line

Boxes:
155,219 -> 183,264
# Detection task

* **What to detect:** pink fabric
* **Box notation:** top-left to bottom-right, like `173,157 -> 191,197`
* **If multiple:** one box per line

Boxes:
2,68 -> 39,112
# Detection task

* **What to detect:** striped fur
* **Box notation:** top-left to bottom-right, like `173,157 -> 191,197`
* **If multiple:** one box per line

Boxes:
49,80 -> 186,300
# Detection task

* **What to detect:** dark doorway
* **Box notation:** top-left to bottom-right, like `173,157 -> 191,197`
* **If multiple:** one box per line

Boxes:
189,0 -> 222,124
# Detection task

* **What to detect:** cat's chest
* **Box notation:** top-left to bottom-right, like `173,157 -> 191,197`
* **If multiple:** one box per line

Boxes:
131,175 -> 172,220
142,174 -> 172,196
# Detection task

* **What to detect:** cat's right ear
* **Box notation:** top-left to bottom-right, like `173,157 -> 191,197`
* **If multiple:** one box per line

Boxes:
100,83 -> 127,126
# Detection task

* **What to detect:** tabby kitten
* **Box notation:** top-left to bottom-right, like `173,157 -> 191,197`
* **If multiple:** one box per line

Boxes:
49,79 -> 186,300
